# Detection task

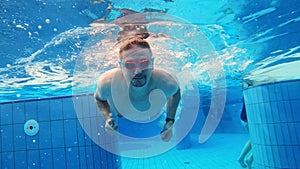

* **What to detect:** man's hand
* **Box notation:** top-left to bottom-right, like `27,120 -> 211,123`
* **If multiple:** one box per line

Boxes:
105,118 -> 118,134
160,120 -> 174,142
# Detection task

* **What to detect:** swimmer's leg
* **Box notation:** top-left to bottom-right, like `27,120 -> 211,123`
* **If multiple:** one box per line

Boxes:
245,153 -> 253,169
237,140 -> 251,168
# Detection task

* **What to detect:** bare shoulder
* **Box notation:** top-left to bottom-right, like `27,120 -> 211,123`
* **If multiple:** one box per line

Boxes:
95,68 -> 120,100
97,68 -> 119,87
152,69 -> 179,96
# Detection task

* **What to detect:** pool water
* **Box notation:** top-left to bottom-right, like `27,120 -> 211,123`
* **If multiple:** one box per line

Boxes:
0,0 -> 300,168
1,0 -> 299,101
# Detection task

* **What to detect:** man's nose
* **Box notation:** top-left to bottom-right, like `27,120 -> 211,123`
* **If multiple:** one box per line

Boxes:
133,67 -> 143,74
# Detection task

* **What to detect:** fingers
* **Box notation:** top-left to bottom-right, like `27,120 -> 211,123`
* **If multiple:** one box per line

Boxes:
105,118 -> 118,134
160,121 -> 174,142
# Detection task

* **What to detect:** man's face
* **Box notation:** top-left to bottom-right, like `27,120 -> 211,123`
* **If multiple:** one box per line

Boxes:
120,45 -> 153,88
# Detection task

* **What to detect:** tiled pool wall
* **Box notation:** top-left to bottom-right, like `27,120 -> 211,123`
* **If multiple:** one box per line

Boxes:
0,93 -> 121,169
0,87 -> 246,169
244,79 -> 300,169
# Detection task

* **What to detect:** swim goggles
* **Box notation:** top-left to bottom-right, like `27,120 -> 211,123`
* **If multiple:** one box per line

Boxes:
119,58 -> 153,70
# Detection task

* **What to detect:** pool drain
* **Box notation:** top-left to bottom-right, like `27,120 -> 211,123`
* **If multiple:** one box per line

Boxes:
24,120 -> 39,136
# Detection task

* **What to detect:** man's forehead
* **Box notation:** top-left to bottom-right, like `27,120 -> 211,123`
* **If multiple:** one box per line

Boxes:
121,47 -> 152,58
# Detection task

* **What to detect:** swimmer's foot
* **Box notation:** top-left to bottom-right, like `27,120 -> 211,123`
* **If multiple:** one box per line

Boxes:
245,157 -> 253,169
160,121 -> 174,142
238,158 -> 247,168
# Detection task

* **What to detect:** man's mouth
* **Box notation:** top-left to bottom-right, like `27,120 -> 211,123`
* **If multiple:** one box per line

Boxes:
131,73 -> 147,87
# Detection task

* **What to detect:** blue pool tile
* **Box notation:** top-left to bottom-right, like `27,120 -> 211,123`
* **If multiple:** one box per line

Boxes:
1,152 -> 15,168
51,120 -> 65,148
261,145 -> 268,167
294,123 -> 300,145
0,103 -> 12,125
287,81 -> 300,100
265,145 -> 274,167
291,100 -> 300,122
93,145 -> 102,168
53,148 -> 66,169
260,86 -> 270,103
247,104 -> 255,124
268,84 -> 278,102
106,151 -> 116,169
254,144 -> 262,165
14,123 -> 26,151
63,98 -> 76,119
255,104 -> 263,124
263,103 -> 272,124
66,147 -> 80,169
38,122 -> 52,149
278,146 -> 289,168
260,124 -> 269,145
256,124 -> 265,145
37,100 -> 50,121
64,119 -> 79,147
13,102 -> 25,124
249,90 -> 256,104
84,133 -> 93,147
274,124 -> 284,145
270,102 -> 279,123
283,101 -> 293,122
40,149 -> 53,169
89,95 -> 98,117
79,146 -> 87,169
254,87 -> 261,103
253,103 -> 259,124
248,124 -> 255,141
293,146 -> 300,168
277,101 -> 287,123
287,123 -> 298,145
77,121 -> 86,146
281,124 -> 292,145
252,124 -> 259,144
1,124 -> 14,152
279,82 -> 290,101
83,118 -> 92,146
261,103 -> 269,124
243,90 -> 250,104
272,146 -> 281,167
27,150 -> 40,169
90,117 -> 101,144
82,96 -> 91,118
100,150 -> 108,169
25,101 -> 38,120
286,146 -> 297,168
73,97 -> 84,119
26,134 -> 39,150
50,99 -> 63,120
14,151 -> 27,169
268,123 -> 277,145
86,146 -> 95,169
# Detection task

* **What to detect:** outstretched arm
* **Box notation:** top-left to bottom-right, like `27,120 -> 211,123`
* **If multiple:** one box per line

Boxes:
94,95 -> 112,121
161,89 -> 181,142
94,90 -> 118,132
166,89 -> 181,121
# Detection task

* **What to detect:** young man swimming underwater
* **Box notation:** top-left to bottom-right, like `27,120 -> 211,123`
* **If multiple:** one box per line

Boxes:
94,37 -> 180,141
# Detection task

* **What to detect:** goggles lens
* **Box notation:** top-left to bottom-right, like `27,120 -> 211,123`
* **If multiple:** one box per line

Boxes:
122,58 -> 151,70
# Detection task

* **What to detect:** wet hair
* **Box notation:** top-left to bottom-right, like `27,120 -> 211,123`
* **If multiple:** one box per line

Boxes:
119,37 -> 152,59
117,24 -> 150,41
